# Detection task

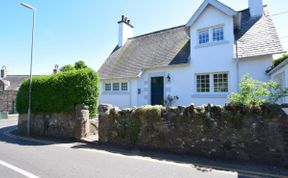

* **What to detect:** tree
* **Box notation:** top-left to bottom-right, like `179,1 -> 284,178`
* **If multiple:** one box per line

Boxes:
59,64 -> 75,72
74,60 -> 87,70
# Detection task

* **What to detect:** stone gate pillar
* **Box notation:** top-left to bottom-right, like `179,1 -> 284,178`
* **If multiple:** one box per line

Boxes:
75,104 -> 90,140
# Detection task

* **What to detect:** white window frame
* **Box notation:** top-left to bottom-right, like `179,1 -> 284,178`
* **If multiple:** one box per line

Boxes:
195,72 -> 229,94
196,74 -> 210,93
198,29 -> 209,44
103,82 -> 129,92
121,82 -> 128,91
112,83 -> 120,91
197,24 -> 225,46
213,73 -> 228,93
104,83 -> 111,92
212,26 -> 224,42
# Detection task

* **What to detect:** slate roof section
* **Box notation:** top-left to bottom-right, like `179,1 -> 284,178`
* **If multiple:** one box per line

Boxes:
235,6 -> 284,58
99,7 -> 284,79
0,75 -> 28,91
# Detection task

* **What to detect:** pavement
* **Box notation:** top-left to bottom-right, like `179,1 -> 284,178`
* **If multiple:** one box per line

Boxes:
0,119 -> 287,178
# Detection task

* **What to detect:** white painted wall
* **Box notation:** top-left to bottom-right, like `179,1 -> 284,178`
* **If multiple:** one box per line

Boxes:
270,64 -> 288,104
239,55 -> 272,82
99,79 -> 135,108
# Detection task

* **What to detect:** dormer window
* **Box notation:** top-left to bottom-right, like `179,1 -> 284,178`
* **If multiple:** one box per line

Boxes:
197,25 -> 225,46
199,30 -> 209,44
213,27 -> 224,41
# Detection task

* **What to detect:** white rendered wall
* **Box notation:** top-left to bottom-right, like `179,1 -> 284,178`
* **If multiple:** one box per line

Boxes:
239,55 -> 272,82
99,79 -> 136,108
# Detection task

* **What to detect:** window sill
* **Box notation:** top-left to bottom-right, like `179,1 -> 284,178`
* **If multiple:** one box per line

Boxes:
195,40 -> 229,48
102,91 -> 130,95
192,93 -> 228,98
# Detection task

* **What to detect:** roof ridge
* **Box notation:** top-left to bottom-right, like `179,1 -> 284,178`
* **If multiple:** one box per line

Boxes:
129,25 -> 185,40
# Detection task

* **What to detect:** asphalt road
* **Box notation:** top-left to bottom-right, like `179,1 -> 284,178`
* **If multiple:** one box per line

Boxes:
0,119 -> 286,178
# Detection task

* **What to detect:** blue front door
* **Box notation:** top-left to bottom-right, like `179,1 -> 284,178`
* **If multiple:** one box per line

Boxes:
151,77 -> 164,105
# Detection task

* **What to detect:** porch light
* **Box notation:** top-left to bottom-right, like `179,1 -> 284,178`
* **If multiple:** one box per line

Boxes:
167,74 -> 171,82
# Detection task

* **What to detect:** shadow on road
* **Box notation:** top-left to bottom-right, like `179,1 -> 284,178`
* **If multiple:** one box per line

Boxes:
70,142 -> 288,178
1,125 -> 287,178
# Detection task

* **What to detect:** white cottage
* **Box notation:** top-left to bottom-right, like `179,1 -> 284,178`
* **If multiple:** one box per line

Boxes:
98,0 -> 285,108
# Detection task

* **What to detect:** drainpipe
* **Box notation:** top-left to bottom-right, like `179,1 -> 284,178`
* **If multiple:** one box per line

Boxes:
235,37 -> 240,92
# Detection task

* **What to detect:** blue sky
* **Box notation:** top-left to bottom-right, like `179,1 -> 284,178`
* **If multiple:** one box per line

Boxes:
1,0 -> 287,75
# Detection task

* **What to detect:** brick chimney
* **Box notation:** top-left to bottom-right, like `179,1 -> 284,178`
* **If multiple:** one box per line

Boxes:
53,64 -> 59,74
249,0 -> 263,17
118,15 -> 134,47
1,66 -> 7,78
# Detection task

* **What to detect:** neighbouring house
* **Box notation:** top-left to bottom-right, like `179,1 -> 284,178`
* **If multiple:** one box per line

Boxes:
98,0 -> 285,108
267,58 -> 288,104
0,66 -> 28,114
0,65 -> 59,115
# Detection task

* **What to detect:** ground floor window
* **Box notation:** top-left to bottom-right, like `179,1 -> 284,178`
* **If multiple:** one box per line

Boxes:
213,73 -> 228,92
121,82 -> 128,91
196,74 -> 210,92
104,83 -> 111,91
196,72 -> 228,93
104,82 -> 129,92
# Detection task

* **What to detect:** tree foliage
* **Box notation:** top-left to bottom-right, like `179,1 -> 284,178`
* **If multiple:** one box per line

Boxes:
16,68 -> 99,117
228,75 -> 287,105
59,60 -> 88,72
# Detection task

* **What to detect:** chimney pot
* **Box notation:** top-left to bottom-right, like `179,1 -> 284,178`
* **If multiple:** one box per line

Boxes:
1,66 -> 7,78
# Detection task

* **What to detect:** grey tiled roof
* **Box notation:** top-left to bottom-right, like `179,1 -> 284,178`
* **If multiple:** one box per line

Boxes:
1,75 -> 28,91
236,6 -> 284,58
99,7 -> 283,79
98,25 -> 190,79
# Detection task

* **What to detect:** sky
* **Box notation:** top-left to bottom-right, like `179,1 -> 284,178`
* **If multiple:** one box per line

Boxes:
1,0 -> 287,75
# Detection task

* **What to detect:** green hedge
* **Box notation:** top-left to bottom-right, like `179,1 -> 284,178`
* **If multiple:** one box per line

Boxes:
16,68 -> 99,117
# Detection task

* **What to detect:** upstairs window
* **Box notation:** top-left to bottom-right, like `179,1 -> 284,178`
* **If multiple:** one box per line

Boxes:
199,30 -> 209,44
213,27 -> 224,41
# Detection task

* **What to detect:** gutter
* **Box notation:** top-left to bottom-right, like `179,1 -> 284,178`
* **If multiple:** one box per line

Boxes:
267,58 -> 288,76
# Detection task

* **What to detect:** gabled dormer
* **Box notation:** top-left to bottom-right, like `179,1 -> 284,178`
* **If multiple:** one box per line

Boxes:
186,0 -> 237,50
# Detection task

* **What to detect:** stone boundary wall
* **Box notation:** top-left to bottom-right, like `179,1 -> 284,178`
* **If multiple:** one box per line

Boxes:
18,104 -> 97,140
98,104 -> 288,167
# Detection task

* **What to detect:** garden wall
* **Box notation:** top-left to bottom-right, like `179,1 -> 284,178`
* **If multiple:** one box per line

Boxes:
18,104 -> 97,140
98,104 -> 288,166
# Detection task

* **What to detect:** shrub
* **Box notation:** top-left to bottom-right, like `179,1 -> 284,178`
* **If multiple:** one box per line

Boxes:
228,75 -> 278,105
16,68 -> 99,117
273,54 -> 288,67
